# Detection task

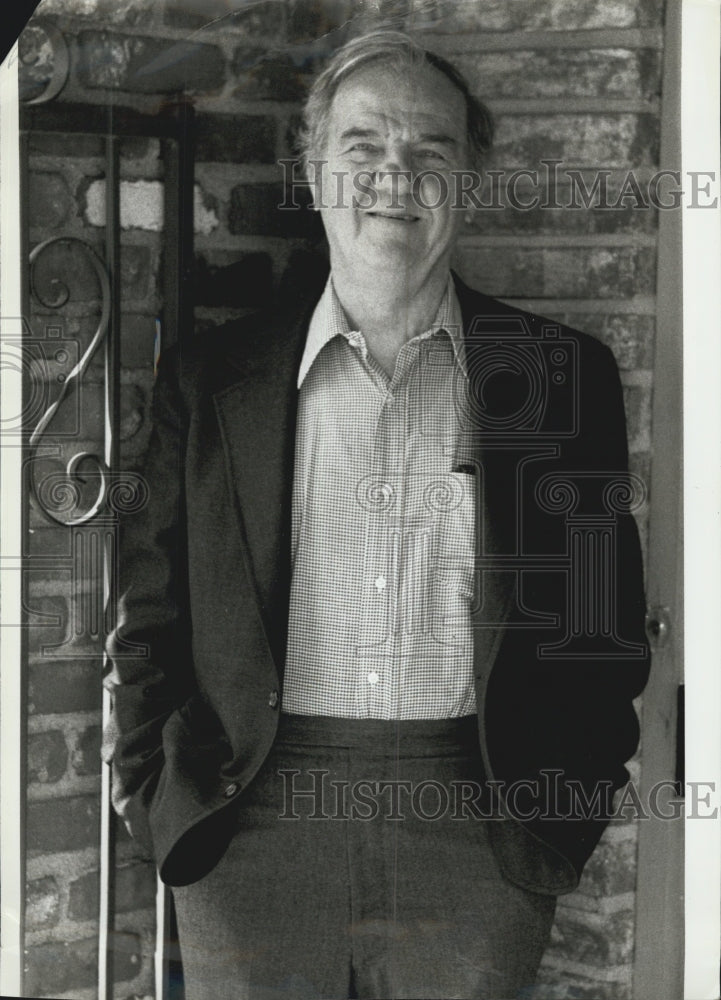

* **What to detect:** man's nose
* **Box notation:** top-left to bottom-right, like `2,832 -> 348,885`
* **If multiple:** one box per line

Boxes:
374,148 -> 413,203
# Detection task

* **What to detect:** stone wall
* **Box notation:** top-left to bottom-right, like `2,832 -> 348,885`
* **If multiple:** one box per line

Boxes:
21,1 -> 664,997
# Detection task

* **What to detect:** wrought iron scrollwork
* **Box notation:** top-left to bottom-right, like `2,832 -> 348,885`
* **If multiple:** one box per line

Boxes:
28,236 -> 111,526
19,19 -> 70,106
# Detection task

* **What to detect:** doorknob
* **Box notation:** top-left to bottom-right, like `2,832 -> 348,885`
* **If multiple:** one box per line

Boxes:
645,606 -> 671,650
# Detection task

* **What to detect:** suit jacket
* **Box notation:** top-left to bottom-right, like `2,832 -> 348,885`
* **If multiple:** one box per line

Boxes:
103,258 -> 650,892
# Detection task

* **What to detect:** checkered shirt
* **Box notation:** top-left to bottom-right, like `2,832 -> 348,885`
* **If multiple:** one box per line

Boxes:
282,276 -> 477,719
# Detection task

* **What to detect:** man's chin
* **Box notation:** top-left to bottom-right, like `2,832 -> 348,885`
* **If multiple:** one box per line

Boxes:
358,230 -> 425,259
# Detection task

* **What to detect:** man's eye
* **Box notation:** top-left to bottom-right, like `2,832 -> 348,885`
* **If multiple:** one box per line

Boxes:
349,143 -> 377,153
416,149 -> 446,161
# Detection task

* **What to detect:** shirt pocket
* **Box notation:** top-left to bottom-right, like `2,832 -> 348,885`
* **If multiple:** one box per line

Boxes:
434,472 -> 477,600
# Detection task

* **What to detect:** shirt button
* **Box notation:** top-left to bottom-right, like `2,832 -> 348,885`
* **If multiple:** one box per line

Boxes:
268,690 -> 279,709
223,783 -> 239,798
374,575 -> 386,593
367,671 -> 379,685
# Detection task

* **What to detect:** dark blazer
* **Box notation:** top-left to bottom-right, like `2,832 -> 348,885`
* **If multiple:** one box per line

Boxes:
103,261 -> 650,893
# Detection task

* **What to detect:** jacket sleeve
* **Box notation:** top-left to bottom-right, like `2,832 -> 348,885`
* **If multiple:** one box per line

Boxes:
484,332 -> 651,893
101,347 -> 196,853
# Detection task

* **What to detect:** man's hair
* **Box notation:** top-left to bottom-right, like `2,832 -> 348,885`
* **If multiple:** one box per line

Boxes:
297,29 -> 494,177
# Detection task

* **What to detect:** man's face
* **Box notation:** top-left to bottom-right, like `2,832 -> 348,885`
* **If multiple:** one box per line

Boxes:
315,60 -> 470,282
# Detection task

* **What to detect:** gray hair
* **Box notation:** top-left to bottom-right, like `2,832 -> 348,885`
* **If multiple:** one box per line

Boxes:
297,29 -> 494,178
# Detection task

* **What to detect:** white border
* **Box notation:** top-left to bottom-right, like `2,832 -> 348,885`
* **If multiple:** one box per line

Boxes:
682,1 -> 721,997
0,40 -> 26,999
1,3 -> 719,997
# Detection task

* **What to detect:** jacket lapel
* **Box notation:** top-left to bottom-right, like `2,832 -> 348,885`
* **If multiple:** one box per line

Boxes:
213,264 -> 327,675
454,274 -> 516,695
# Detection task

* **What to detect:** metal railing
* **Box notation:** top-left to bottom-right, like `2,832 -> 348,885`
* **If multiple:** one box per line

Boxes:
11,84 -> 195,999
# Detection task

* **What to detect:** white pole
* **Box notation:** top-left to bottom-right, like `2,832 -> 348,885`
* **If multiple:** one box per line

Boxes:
681,1 -> 721,997
0,39 -> 26,999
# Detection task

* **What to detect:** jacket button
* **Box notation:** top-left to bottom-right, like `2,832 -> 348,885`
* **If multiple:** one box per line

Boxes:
223,782 -> 239,798
268,690 -> 279,709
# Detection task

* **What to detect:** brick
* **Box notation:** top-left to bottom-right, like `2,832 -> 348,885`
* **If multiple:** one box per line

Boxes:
623,383 -> 651,452
578,834 -> 637,897
120,136 -> 160,162
542,247 -> 656,298
455,246 -> 655,299
29,660 -> 103,715
231,48 -> 310,102
229,182 -> 320,237
465,199 -> 658,237
288,0 -> 354,43
194,185 -> 221,236
123,245 -> 155,301
71,724 -> 102,777
69,861 -> 157,922
116,859 -> 160,912
27,876 -> 60,930
418,0 -> 655,32
164,0 -> 285,35
454,48 -> 661,101
454,246 -> 544,297
195,251 -> 274,307
28,589 -> 104,664
77,31 -> 226,95
120,382 -> 148,443
195,113 -> 276,164
28,172 -> 73,230
27,595 -> 68,655
44,380 -> 103,436
28,730 -> 68,784
82,178 -> 218,237
549,906 -> 635,966
563,314 -> 655,370
28,133 -> 105,158
27,524 -> 74,559
531,969 -> 631,999
94,0 -> 158,27
85,178 -> 162,231
36,0 -> 156,27
28,795 -> 100,855
117,314 -> 155,370
25,932 -> 142,996
107,313 -> 157,370
492,114 -> 660,170
638,0 -> 665,27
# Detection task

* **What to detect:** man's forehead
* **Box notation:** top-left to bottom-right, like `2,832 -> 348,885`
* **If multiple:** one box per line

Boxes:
335,108 -> 461,140
328,62 -> 466,135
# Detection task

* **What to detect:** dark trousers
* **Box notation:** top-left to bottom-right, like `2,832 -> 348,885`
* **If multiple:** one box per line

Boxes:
172,714 -> 556,999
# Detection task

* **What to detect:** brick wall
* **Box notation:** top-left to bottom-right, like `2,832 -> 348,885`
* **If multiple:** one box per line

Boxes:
21,1 -> 663,997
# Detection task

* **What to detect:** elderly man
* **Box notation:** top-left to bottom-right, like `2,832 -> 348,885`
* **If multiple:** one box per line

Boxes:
104,29 -> 650,1000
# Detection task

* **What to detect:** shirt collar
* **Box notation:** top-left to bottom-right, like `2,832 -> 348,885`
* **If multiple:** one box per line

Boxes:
297,274 -> 466,388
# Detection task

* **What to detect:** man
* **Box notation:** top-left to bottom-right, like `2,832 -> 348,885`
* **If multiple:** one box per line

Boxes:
103,29 -> 650,1000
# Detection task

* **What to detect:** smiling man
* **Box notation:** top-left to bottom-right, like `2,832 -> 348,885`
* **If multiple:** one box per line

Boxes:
104,29 -> 650,1000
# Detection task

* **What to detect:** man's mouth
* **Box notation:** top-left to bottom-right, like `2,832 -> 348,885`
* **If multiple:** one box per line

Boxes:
365,210 -> 419,222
